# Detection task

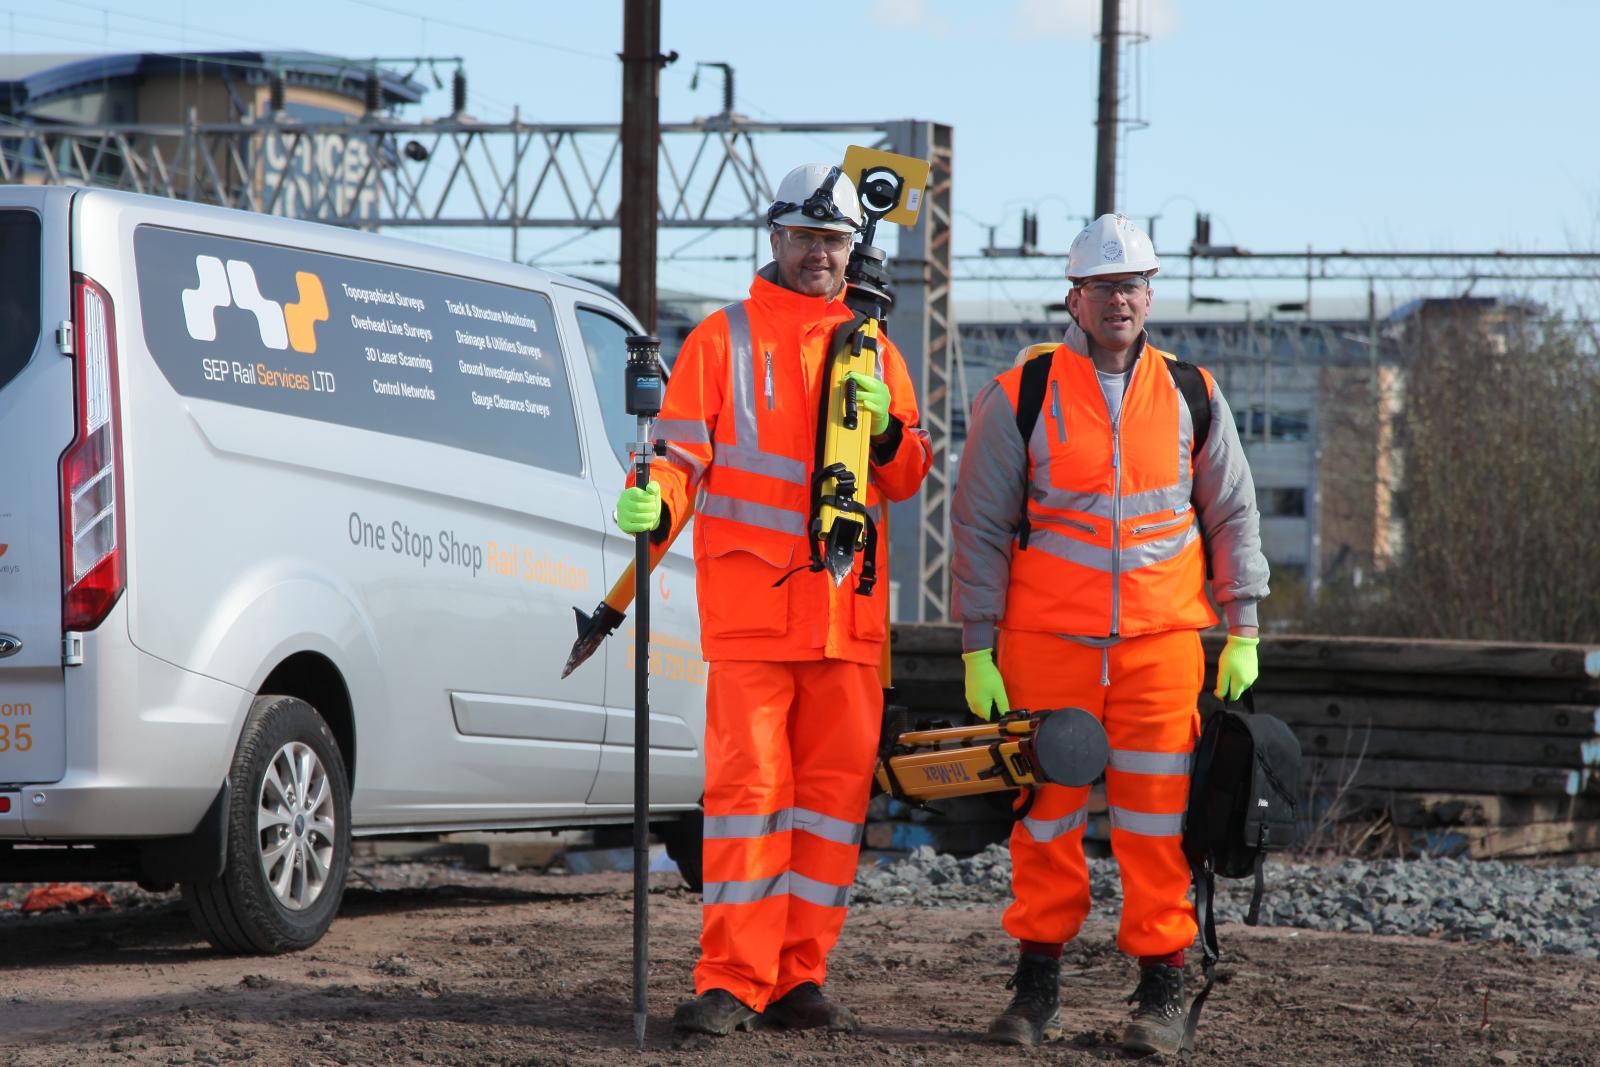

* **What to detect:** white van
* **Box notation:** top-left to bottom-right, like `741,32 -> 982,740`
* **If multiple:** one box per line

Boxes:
0,187 -> 706,953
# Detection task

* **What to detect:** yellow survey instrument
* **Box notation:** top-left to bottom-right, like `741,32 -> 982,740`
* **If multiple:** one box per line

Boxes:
800,146 -> 931,589
875,707 -> 1109,803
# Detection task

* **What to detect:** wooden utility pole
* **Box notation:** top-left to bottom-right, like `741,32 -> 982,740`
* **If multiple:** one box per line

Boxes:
620,0 -> 669,331
1093,0 -> 1120,217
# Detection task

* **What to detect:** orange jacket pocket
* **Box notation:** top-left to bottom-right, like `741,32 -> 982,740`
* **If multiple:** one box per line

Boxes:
698,534 -> 795,639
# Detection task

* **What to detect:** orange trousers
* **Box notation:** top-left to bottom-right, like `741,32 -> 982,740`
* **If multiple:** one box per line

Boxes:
694,658 -> 881,1011
998,628 -> 1202,957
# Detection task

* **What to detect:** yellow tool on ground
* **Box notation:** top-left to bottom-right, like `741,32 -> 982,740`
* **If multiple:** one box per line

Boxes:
874,707 -> 1109,803
804,146 -> 931,589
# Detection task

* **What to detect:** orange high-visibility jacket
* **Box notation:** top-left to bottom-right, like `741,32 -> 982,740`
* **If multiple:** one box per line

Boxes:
952,328 -> 1268,647
640,268 -> 932,665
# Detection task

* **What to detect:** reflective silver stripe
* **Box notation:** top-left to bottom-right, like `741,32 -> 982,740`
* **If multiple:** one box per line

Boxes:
703,871 -> 789,906
704,810 -> 795,840
793,807 -> 864,847
1108,806 -> 1185,837
1119,524 -> 1202,570
653,418 -> 711,445
702,870 -> 852,909
788,871 -> 852,909
664,445 -> 708,483
1025,526 -> 1115,571
1034,485 -> 1113,518
716,443 -> 807,484
702,807 -> 862,846
721,300 -> 809,489
699,491 -> 808,536
1109,749 -> 1193,776
1121,483 -> 1193,517
724,302 -> 759,448
1021,806 -> 1088,843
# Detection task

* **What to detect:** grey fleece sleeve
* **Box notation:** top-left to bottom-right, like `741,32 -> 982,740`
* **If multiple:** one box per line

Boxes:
951,379 -> 1029,652
1191,377 -> 1270,628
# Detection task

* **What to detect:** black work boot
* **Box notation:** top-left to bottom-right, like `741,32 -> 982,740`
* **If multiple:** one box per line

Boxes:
672,988 -> 759,1036
1122,963 -> 1188,1055
763,982 -> 860,1033
986,952 -> 1062,1045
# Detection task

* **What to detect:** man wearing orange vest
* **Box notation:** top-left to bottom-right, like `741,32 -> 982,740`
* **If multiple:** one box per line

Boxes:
950,214 -> 1268,1055
613,163 -> 932,1037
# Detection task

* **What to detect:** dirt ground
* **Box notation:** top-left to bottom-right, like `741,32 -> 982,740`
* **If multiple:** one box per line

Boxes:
2,860 -> 1598,1067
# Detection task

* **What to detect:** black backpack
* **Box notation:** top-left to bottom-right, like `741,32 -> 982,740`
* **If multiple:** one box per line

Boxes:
1012,345 -> 1211,549
1179,691 -> 1303,1055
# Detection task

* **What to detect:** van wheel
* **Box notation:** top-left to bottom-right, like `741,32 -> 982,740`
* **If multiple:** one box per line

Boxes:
657,810 -> 704,892
182,695 -> 351,954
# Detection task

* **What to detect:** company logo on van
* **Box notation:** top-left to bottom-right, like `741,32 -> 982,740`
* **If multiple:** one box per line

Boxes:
181,256 -> 329,354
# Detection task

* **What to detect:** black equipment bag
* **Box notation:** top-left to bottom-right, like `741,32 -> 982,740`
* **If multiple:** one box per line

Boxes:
1178,689 -> 1302,1058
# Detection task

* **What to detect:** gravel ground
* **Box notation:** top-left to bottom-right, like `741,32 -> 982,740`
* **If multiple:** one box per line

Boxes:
854,845 -> 1600,959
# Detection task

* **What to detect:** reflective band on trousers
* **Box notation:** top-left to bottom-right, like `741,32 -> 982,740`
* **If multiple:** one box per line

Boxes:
1108,749 -> 1193,776
698,492 -> 808,536
703,807 -> 865,847
1021,805 -> 1088,843
702,869 -> 853,909
1108,806 -> 1185,837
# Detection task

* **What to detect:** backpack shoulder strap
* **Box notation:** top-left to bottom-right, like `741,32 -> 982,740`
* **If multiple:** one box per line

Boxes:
1165,357 -> 1211,455
1012,346 -> 1056,549
1015,344 -> 1055,448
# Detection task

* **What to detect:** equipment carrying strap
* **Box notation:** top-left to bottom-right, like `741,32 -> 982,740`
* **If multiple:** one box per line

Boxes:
1179,691 -> 1265,1062
1013,345 -> 1211,549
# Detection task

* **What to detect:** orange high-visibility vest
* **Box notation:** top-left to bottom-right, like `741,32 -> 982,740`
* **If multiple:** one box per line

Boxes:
1000,342 -> 1216,638
643,273 -> 932,665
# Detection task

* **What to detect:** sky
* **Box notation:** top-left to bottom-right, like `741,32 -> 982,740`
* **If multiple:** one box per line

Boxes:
9,0 -> 1600,319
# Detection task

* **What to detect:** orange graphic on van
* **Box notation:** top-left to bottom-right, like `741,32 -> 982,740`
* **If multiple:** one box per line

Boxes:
181,256 -> 327,354
0,544 -> 8,559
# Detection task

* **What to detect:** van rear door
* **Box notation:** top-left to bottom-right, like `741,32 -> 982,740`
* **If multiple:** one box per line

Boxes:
0,189 -> 75,789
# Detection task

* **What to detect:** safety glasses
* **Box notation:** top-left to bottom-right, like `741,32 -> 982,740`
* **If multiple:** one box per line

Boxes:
1076,277 -> 1152,301
777,229 -> 853,253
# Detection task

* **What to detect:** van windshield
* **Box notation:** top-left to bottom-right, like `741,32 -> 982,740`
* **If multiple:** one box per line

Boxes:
0,211 -> 42,394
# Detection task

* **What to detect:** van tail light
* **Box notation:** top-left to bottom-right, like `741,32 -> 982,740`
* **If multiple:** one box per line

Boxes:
59,272 -> 126,632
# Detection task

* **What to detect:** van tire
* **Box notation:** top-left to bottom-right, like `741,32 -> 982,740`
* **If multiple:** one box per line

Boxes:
657,810 -> 704,892
182,694 -> 352,954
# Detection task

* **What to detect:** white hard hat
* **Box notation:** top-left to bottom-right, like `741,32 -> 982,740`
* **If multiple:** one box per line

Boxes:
1066,213 -> 1159,280
766,163 -> 864,233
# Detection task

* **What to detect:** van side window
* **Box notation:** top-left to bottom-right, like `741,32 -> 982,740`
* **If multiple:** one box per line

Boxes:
575,307 -> 642,471
132,226 -> 583,475
0,212 -> 42,394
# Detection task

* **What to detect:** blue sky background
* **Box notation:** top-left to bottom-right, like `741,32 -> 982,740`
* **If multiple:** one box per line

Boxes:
10,0 -> 1598,317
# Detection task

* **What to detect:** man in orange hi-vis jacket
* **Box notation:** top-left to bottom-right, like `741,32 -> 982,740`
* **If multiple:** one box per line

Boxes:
612,162 -> 932,1037
951,214 -> 1269,1056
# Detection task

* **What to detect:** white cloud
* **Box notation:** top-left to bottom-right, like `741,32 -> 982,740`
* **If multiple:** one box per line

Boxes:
869,0 -> 935,29
1015,0 -> 1181,39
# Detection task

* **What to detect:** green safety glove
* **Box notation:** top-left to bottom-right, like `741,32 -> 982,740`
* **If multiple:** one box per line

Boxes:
961,648 -> 1010,721
845,371 -> 892,436
1214,634 -> 1261,702
614,482 -> 662,535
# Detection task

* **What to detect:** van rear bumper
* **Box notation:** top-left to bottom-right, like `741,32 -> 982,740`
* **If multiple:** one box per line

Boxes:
1,617 -> 251,839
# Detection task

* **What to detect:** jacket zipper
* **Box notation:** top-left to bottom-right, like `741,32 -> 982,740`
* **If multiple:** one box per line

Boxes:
764,351 -> 774,410
1132,512 -> 1190,537
1049,380 -> 1066,442
1055,516 -> 1095,535
1111,416 -> 1122,636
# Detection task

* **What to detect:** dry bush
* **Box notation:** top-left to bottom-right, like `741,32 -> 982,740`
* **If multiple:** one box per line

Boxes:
1295,309 -> 1600,642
